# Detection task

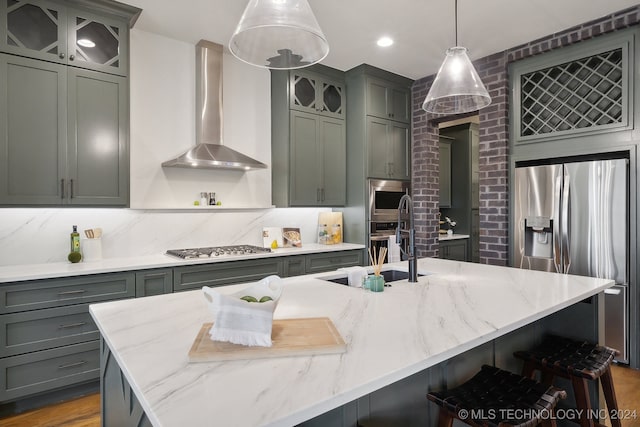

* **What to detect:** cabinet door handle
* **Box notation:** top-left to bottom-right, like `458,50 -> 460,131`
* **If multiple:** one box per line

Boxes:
321,188 -> 325,202
59,322 -> 87,329
69,179 -> 74,198
58,360 -> 87,370
316,188 -> 320,202
69,54 -> 75,61
59,53 -> 65,59
61,179 -> 65,199
58,289 -> 86,296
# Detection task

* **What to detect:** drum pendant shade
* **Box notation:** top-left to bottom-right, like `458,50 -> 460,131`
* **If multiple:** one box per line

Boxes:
229,0 -> 329,70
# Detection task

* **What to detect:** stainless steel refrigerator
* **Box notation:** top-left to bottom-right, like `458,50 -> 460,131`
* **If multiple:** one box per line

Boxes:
514,157 -> 629,362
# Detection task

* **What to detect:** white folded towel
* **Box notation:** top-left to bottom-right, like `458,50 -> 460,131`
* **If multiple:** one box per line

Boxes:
387,236 -> 401,263
338,266 -> 368,287
202,275 -> 283,347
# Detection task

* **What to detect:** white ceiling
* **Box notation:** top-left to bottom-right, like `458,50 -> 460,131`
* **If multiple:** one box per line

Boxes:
125,0 -> 640,80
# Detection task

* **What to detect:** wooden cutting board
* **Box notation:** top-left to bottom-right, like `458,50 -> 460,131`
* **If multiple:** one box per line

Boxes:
188,317 -> 346,362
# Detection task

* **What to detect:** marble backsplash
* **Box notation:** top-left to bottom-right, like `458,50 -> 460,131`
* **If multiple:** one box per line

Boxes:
0,208 -> 330,266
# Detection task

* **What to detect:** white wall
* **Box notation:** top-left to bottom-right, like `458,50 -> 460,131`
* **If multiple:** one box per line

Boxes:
0,30 -> 333,267
129,29 -> 272,209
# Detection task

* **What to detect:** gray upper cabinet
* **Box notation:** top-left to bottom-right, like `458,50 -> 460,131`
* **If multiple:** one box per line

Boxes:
67,68 -> 128,205
510,29 -> 635,146
0,0 -> 135,77
0,54 -> 128,205
290,70 -> 345,119
366,77 -> 410,123
439,140 -> 451,208
290,111 -> 346,206
0,0 -> 138,207
367,116 -> 409,180
272,65 -> 347,207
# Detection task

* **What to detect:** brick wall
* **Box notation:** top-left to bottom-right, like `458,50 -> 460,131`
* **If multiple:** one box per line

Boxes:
411,6 -> 640,264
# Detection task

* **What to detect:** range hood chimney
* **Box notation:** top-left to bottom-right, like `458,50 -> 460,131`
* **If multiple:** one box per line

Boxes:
162,40 -> 267,171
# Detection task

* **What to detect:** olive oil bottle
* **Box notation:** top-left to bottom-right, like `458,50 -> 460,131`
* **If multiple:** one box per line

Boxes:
68,225 -> 82,263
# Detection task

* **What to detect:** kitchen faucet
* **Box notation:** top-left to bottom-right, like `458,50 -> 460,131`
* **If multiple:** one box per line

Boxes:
396,194 -> 418,283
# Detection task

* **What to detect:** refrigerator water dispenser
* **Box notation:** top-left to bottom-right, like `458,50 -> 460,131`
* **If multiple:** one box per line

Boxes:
524,217 -> 553,259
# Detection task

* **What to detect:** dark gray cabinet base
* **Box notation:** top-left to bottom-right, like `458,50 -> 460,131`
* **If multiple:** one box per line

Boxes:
100,337 -> 152,427
0,249 -> 364,407
438,239 -> 470,262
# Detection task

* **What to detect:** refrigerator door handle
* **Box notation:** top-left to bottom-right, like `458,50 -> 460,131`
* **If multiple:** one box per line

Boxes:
562,172 -> 571,274
553,174 -> 562,273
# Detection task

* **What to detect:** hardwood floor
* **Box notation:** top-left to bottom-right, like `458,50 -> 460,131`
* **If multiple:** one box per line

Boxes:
0,393 -> 99,427
0,365 -> 638,426
602,365 -> 640,427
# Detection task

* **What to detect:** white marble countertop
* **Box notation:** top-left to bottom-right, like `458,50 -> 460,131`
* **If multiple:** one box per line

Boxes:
0,243 -> 365,283
438,233 -> 470,241
89,258 -> 614,427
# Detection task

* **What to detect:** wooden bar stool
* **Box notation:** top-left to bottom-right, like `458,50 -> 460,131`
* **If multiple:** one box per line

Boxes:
426,365 -> 566,427
514,335 -> 620,427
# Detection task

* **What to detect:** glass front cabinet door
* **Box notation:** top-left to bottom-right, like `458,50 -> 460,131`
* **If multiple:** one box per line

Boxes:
1,0 -> 128,76
290,70 -> 344,119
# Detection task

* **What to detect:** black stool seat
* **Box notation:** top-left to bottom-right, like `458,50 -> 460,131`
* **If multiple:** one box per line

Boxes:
427,365 -> 566,427
514,335 -> 620,427
514,335 -> 618,380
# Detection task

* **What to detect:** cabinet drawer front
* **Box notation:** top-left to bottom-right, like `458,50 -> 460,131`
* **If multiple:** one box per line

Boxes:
0,304 -> 98,357
173,259 -> 284,292
305,250 -> 364,274
0,273 -> 135,314
0,341 -> 99,401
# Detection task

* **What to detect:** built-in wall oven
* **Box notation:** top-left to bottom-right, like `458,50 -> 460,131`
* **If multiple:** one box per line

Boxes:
369,179 -> 410,222
368,179 -> 410,264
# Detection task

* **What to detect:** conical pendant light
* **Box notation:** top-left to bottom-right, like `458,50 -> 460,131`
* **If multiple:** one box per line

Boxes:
229,0 -> 329,70
422,0 -> 491,114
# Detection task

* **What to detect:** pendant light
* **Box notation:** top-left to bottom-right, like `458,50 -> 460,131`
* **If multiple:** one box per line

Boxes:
229,0 -> 329,70
422,0 -> 491,114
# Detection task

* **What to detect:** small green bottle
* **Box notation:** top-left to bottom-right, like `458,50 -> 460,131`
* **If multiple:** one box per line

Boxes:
70,225 -> 80,253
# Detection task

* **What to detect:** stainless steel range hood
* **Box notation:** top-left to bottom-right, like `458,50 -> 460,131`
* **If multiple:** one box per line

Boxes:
162,40 -> 267,171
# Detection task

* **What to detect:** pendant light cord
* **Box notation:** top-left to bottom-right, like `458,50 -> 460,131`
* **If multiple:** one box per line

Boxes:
454,0 -> 458,47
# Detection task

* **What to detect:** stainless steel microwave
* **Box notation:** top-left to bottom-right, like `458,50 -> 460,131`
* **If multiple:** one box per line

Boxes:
369,179 -> 410,221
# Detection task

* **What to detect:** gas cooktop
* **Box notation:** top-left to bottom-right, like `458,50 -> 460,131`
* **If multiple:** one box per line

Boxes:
165,245 -> 271,259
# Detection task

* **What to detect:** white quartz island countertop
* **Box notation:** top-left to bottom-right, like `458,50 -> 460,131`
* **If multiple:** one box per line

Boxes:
89,258 -> 614,427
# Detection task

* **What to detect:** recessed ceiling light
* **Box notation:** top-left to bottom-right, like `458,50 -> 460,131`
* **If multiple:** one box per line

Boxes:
77,38 -> 96,48
377,37 -> 393,47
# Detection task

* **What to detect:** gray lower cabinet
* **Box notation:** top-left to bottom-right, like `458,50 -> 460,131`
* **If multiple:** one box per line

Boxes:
0,272 -> 134,402
135,269 -> 173,297
0,53 -> 128,206
173,258 -> 285,292
0,303 -> 98,357
0,340 -> 100,402
283,255 -> 307,277
0,250 -> 363,404
174,251 -> 365,291
439,239 -> 469,262
305,250 -> 364,274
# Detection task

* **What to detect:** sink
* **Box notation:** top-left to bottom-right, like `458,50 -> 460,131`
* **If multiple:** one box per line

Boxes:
323,269 -> 425,286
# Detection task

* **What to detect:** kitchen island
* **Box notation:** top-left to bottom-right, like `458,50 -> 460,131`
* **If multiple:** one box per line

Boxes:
89,257 -> 613,427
